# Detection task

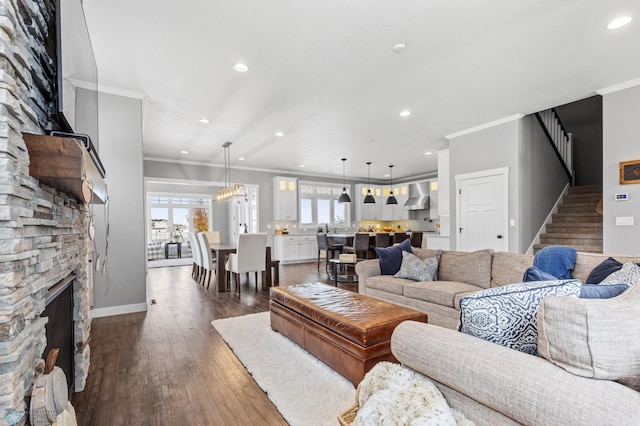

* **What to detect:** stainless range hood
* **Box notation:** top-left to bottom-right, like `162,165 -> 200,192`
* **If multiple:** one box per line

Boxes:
404,181 -> 430,210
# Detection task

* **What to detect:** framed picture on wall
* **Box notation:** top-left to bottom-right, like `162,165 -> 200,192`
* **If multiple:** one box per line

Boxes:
619,159 -> 640,184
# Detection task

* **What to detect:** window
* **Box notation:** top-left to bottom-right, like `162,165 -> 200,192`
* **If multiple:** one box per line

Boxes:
147,195 -> 212,242
298,181 -> 351,228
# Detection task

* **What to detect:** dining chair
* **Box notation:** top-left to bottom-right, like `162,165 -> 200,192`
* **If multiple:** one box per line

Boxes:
198,232 -> 217,289
203,231 -> 220,262
393,232 -> 409,244
374,232 -> 391,249
316,233 -> 343,272
189,232 -> 203,282
343,233 -> 371,260
410,231 -> 424,248
226,233 -> 268,294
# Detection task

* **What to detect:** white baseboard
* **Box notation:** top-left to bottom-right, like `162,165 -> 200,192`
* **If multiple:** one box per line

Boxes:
91,302 -> 148,318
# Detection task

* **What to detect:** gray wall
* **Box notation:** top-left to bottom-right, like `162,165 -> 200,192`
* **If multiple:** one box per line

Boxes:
144,159 -> 353,233
448,120 -> 521,251
519,115 -> 570,252
93,92 -> 146,314
602,85 -> 640,254
554,96 -> 603,186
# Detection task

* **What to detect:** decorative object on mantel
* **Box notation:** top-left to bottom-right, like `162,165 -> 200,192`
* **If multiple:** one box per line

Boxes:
364,161 -> 376,204
214,142 -> 247,202
386,165 -> 398,205
619,159 -> 640,184
338,158 -> 352,203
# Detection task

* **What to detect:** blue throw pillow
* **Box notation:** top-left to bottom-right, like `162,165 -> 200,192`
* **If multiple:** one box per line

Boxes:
375,238 -> 412,275
586,257 -> 623,283
580,284 -> 629,299
458,279 -> 582,355
523,266 -> 557,282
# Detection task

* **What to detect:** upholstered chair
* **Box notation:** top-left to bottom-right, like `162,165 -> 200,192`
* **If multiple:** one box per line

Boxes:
226,233 -> 268,293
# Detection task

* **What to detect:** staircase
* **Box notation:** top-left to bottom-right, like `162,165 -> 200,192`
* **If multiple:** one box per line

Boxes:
534,185 -> 603,253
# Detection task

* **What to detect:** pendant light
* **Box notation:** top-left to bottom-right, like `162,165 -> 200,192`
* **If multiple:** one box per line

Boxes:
214,142 -> 247,202
338,158 -> 351,203
364,162 -> 375,204
386,165 -> 397,205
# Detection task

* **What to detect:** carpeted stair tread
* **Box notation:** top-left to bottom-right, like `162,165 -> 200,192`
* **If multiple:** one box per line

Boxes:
535,185 -> 603,255
534,243 -> 602,254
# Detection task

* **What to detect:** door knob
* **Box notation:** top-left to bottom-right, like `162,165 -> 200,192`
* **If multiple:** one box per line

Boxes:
497,235 -> 503,239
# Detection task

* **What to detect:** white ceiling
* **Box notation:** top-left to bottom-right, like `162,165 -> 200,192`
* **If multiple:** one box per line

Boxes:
83,0 -> 639,181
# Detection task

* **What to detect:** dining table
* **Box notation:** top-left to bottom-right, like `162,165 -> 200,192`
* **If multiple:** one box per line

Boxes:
209,242 -> 273,292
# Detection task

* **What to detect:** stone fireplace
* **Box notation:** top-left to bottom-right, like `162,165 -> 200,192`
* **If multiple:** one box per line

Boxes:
0,0 -> 93,421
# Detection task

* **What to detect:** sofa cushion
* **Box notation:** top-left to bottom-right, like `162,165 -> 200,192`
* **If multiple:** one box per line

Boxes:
453,291 -> 477,311
586,257 -> 624,283
523,266 -> 557,282
600,261 -> 640,286
572,252 -> 640,283
580,284 -> 629,299
411,247 -> 442,261
404,281 -> 483,308
366,276 -> 405,296
458,279 -> 581,355
438,249 -> 494,289
375,238 -> 412,275
393,251 -> 439,282
538,283 -> 640,391
491,251 -> 534,287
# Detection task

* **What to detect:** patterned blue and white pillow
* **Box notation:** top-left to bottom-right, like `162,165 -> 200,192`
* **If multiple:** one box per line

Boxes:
393,251 -> 439,282
458,279 -> 581,355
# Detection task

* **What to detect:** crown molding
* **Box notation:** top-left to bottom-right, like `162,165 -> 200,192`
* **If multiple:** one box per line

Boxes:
596,77 -> 640,95
445,113 -> 525,140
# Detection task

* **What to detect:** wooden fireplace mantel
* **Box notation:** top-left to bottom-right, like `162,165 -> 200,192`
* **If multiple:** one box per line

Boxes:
23,133 -> 107,204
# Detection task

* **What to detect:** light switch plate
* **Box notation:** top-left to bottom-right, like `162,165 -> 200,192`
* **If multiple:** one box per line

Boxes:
616,216 -> 634,226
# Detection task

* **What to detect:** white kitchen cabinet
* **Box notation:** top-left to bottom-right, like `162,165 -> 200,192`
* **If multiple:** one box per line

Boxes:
273,176 -> 298,221
355,184 -> 383,221
273,235 -> 318,263
297,235 -> 316,259
382,185 -> 409,220
426,235 -> 450,250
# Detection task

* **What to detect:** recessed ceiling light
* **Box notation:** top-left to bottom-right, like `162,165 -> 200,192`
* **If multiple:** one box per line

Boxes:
275,131 -> 284,137
399,110 -> 411,117
180,150 -> 189,154
238,157 -> 245,161
299,165 -> 305,168
393,43 -> 406,53
198,118 -> 210,124
607,16 -> 632,29
425,151 -> 433,155
234,63 -> 249,72
384,174 -> 390,178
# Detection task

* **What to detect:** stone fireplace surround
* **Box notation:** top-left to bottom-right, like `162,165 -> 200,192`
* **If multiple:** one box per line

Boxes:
0,0 -> 93,421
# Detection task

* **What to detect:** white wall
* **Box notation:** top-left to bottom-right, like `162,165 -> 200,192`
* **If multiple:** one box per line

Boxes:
92,92 -> 146,316
602,85 -> 640,254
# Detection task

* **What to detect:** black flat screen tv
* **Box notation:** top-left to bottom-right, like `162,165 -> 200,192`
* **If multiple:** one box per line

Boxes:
55,0 -> 99,151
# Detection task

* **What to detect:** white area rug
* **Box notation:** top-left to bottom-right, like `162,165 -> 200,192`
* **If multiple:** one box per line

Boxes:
212,312 -> 356,426
147,257 -> 193,268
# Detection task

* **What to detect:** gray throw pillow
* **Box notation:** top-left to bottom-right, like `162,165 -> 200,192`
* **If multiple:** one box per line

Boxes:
393,251 -> 438,282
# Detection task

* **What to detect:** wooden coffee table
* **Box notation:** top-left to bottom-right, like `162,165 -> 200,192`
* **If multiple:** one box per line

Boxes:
269,282 -> 427,385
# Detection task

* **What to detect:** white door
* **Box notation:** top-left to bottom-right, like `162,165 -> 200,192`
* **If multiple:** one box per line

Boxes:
456,168 -> 508,252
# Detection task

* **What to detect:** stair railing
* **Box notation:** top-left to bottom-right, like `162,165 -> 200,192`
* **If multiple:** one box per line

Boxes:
534,108 -> 574,185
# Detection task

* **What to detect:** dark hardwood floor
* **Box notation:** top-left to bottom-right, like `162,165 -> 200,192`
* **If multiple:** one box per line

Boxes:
72,260 -> 357,425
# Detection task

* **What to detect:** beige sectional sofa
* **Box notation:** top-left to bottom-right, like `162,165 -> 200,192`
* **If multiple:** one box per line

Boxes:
355,247 -> 639,329
355,248 -> 640,425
